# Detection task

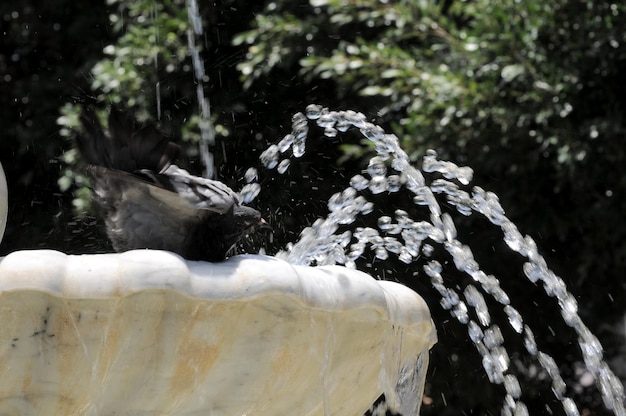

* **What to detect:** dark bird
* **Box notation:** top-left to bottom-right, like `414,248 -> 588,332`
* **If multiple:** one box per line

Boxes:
76,107 -> 265,262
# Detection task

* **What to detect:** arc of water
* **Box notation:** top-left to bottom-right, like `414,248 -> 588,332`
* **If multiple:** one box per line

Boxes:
256,105 -> 625,416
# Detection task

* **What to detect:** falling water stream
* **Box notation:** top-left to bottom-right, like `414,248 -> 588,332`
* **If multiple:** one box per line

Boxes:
238,105 -> 625,416
185,0 -> 215,179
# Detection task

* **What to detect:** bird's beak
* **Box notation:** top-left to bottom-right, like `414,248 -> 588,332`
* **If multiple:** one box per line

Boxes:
257,218 -> 272,231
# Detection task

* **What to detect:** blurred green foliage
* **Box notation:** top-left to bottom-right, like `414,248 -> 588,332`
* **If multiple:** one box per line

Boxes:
1,0 -> 625,414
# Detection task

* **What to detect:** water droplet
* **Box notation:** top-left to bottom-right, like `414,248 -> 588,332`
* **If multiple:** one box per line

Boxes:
359,200 -> 374,214
290,112 -> 308,158
398,248 -> 413,264
324,127 -> 338,137
543,272 -> 568,299
430,179 -> 459,195
405,168 -> 425,190
422,244 -> 434,257
441,213 -> 457,241
482,352 -> 505,384
464,285 -> 491,326
523,325 -> 538,355
342,109 -> 367,129
552,376 -> 567,399
391,157 -> 410,172
490,286 -> 511,305
562,398 -> 580,416
305,104 -> 324,120
387,174 -> 402,192
522,262 -> 542,283
473,188 -> 506,225
428,227 -> 445,244
348,242 -> 365,260
354,227 -> 379,243
491,346 -> 510,381
377,216 -> 392,230
277,159 -> 290,174
360,124 -> 385,142
368,176 -> 388,194
401,234 -> 421,257
384,237 -> 403,253
349,174 -> 369,191
440,288 -> 460,310
502,221 -> 524,251
292,138 -> 306,158
238,183 -> 261,204
423,260 -> 442,276
448,189 -> 473,216
537,352 -> 560,382
382,219 -> 402,235
468,320 -> 484,343
335,119 -> 351,132
504,305 -> 523,333
453,302 -> 469,324
395,209 -> 411,226
317,113 -> 336,128
374,246 -> 388,260
513,401 -> 529,416
503,396 -> 515,415
504,374 -> 522,398
244,167 -> 258,183
260,144 -> 279,169
559,294 -> 579,326
456,166 -> 473,185
368,156 -> 387,177
423,151 -> 474,185
278,134 -> 294,153
292,111 -> 307,125
338,230 -> 352,247
484,325 -> 504,349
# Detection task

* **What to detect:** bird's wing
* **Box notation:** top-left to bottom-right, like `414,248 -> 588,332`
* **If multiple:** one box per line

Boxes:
78,107 -> 233,215
87,166 -> 199,218
86,166 -> 199,253
158,165 -> 240,214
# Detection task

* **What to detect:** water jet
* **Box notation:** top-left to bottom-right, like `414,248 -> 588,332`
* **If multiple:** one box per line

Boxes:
249,105 -> 625,415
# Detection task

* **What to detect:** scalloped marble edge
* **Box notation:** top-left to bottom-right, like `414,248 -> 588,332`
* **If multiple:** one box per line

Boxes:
0,249 -> 436,415
0,250 -> 434,332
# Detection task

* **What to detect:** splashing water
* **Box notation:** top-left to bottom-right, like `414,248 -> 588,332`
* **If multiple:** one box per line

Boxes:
245,104 -> 626,415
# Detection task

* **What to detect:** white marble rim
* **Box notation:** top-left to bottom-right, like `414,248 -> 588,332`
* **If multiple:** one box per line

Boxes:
0,249 -> 435,336
0,162 -> 7,243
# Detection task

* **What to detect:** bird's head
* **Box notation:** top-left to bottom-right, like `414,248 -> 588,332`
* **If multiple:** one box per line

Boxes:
199,204 -> 269,261
232,205 -> 270,235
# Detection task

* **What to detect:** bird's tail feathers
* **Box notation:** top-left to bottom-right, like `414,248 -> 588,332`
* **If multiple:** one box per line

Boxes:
77,107 -> 180,174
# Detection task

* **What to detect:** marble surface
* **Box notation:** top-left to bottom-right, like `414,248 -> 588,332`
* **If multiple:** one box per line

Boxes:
0,162 -> 6,243
0,250 -> 436,415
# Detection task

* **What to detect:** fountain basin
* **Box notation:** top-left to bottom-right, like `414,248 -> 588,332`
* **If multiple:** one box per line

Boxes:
0,250 -> 436,416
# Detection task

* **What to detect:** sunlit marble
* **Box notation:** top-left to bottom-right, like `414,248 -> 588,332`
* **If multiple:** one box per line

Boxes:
0,250 -> 435,416
0,162 -> 6,243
